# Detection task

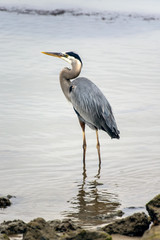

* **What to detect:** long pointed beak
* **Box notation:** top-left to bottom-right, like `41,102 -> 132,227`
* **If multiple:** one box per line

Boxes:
41,52 -> 65,58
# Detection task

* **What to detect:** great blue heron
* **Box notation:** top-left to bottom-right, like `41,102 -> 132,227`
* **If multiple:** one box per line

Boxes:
41,51 -> 120,163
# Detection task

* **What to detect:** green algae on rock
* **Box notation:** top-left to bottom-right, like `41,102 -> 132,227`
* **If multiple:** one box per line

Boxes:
0,234 -> 10,240
62,229 -> 112,240
23,218 -> 58,240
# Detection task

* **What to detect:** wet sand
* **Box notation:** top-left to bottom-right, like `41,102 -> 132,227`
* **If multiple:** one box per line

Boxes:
9,234 -> 141,240
112,235 -> 141,240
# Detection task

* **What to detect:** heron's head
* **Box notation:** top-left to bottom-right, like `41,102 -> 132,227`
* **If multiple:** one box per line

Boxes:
41,51 -> 83,67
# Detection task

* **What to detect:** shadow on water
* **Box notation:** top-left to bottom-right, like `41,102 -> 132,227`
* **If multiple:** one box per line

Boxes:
63,159 -> 121,227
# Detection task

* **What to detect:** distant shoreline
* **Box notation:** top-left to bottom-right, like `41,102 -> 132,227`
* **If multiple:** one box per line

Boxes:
0,6 -> 160,22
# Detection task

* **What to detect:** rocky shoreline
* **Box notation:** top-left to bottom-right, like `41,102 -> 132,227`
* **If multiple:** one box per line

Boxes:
0,194 -> 160,240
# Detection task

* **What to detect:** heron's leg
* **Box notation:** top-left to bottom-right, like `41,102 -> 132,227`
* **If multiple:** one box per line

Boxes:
96,129 -> 101,164
79,120 -> 87,164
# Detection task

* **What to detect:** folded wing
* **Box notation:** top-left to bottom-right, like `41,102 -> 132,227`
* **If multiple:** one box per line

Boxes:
70,77 -> 120,139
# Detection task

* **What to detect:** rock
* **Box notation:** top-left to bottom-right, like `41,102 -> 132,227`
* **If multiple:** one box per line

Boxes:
0,219 -> 27,235
0,197 -> 11,208
146,194 -> 160,225
103,212 -> 150,237
62,229 -> 112,240
6,195 -> 16,200
0,234 -> 10,240
142,225 -> 160,240
23,217 -> 58,240
48,219 -> 80,233
23,218 -> 111,240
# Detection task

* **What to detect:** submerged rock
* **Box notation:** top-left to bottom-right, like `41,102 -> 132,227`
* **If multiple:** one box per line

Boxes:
62,229 -> 112,240
142,225 -> 160,240
0,197 -> 11,208
23,218 -> 58,240
103,212 -> 150,236
146,194 -> 160,225
6,195 -> 16,200
95,210 -> 124,220
0,220 -> 27,235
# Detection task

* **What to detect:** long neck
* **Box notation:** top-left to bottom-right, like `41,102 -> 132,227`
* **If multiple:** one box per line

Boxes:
59,60 -> 81,102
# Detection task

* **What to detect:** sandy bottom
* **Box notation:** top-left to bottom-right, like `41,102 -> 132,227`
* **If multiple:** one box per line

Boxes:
10,233 -> 142,240
112,235 -> 141,240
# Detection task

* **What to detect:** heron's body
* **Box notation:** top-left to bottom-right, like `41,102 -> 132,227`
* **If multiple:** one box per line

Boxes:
70,77 -> 119,138
42,51 -> 120,162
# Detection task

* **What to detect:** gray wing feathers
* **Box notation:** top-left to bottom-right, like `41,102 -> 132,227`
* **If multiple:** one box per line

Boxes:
70,77 -> 120,138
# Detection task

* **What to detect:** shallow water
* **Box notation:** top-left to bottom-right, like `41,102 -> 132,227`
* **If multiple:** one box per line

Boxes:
0,2 -> 160,227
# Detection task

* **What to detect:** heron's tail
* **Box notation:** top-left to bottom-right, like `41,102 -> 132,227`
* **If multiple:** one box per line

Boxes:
111,128 -> 120,139
102,125 -> 120,139
100,114 -> 120,139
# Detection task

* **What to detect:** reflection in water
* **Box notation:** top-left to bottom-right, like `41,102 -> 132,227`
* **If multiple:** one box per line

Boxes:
64,161 -> 120,227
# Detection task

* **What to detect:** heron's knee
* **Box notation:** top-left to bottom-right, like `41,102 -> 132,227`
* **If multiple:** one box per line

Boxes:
83,143 -> 87,150
96,142 -> 100,149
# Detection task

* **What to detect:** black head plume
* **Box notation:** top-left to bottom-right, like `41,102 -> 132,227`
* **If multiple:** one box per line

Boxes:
66,52 -> 83,65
